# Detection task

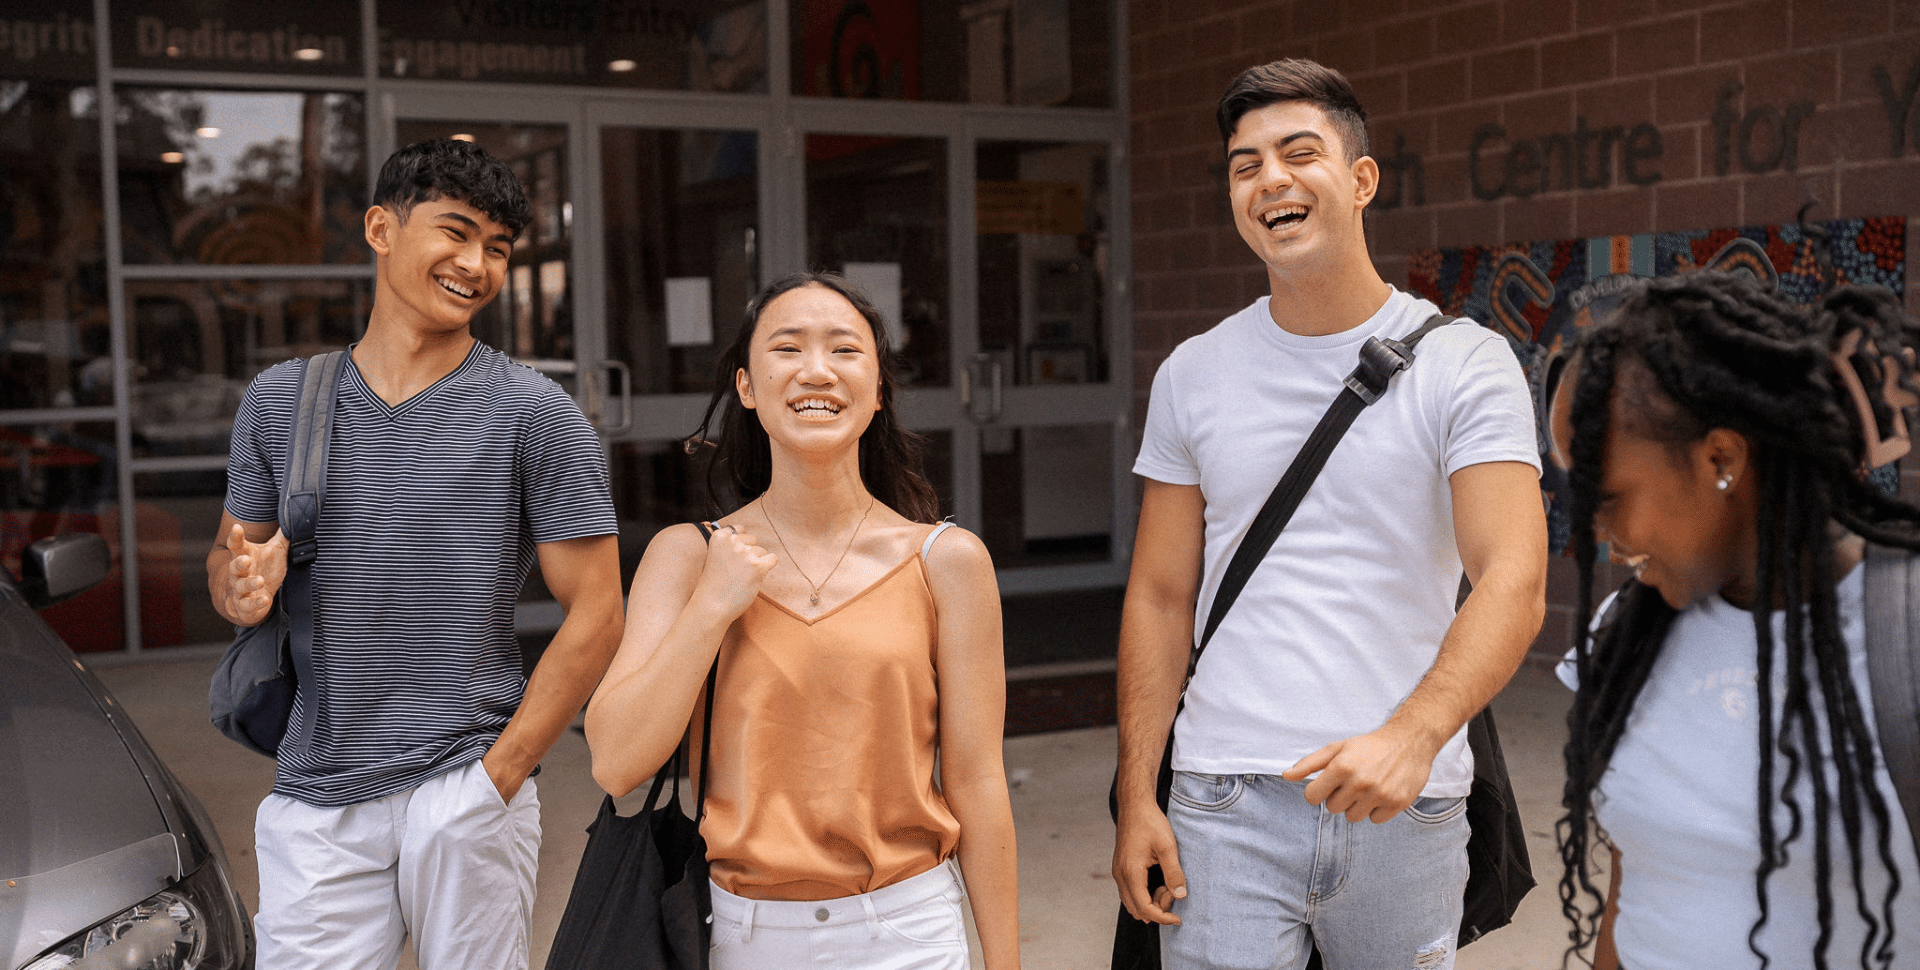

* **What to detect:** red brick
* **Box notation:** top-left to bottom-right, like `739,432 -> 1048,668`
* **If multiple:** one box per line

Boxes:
1654,64 -> 1746,126
1743,49 -> 1839,104
1838,38 -> 1920,103
1410,55 -> 1473,109
1472,45 -> 1541,100
1655,179 -> 1741,232
1425,154 -> 1477,206
1740,170 -> 1836,225
1350,68 -> 1408,115
1132,0 -> 1170,34
1318,28 -> 1377,74
1371,113 -> 1436,156
1144,191 -> 1195,232
1541,31 -> 1615,90
1239,6 -> 1294,50
1795,102 -> 1892,166
1838,156 -> 1920,218
1660,125 -> 1702,180
1501,0 -> 1575,43
1576,0 -> 1657,31
1503,194 -> 1575,243
1616,14 -> 1699,76
1348,0 -> 1411,23
1436,105 -> 1493,155
1791,0 -> 1894,50
1134,26 -> 1195,77
1437,3 -> 1503,59
1295,0 -> 1347,37
1701,0 -> 1792,65
1365,204 -> 1437,253
1208,0 -> 1269,13
1899,0 -> 1920,30
1376,15 -> 1437,66
1575,78 -> 1656,129
1191,16 -> 1243,61
1574,186 -> 1657,237
1433,200 -> 1505,247
1372,253 -> 1413,288
1505,90 -> 1576,136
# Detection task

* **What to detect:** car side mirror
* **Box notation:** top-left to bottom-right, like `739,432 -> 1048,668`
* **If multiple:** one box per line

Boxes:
23,533 -> 111,609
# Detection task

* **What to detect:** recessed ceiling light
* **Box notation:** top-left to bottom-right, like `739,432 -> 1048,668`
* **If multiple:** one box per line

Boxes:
160,151 -> 185,163
195,127 -> 220,138
608,59 -> 637,72
451,133 -> 475,143
293,47 -> 325,61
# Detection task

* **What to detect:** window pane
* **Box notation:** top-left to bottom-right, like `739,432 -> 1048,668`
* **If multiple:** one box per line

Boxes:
1,420 -> 125,652
132,469 -> 230,649
976,140 -> 1110,386
117,88 -> 368,266
979,423 -> 1111,567
127,277 -> 370,458
376,0 -> 767,93
1,82 -> 110,410
110,0 -> 362,76
792,0 -> 1110,107
806,134 -> 948,387
604,127 -> 758,395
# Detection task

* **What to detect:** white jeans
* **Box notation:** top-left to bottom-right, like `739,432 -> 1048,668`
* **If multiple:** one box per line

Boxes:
254,759 -> 541,970
709,859 -> 970,970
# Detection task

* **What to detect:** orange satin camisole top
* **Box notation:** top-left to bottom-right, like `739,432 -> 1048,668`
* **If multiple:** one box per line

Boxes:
698,522 -> 961,901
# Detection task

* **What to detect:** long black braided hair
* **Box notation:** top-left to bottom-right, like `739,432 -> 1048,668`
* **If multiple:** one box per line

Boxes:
1555,271 -> 1920,969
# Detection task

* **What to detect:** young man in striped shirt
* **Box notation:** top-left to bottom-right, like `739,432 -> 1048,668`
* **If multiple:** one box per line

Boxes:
208,138 -> 624,970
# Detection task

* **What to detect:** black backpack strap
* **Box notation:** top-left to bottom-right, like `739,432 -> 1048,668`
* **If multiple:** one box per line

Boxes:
1864,544 -> 1920,856
278,351 -> 345,753
1195,314 -> 1459,657
690,521 -> 722,818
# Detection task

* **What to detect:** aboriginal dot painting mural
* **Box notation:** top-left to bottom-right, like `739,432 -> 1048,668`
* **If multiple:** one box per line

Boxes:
1408,216 -> 1908,552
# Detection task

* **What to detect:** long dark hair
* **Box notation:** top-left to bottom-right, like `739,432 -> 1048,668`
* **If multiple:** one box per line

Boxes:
1556,272 -> 1920,969
686,271 -> 940,523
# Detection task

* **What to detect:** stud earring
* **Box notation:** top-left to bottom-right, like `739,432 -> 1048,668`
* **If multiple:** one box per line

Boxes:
1716,474 -> 1733,491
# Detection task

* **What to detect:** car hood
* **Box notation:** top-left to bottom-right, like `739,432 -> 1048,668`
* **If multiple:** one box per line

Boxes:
0,590 -> 176,958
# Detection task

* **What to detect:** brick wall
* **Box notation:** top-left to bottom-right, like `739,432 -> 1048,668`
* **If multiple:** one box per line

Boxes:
1128,0 -> 1920,653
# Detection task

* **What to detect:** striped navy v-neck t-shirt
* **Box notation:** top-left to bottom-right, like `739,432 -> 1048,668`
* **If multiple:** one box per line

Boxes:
225,342 -> 616,807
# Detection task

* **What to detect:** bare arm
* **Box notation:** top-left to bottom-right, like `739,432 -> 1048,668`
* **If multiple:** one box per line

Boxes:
206,512 -> 287,627
1595,846 -> 1622,970
584,523 -> 774,796
1283,459 -> 1547,821
1111,479 -> 1206,925
924,527 -> 1019,970
481,533 -> 624,803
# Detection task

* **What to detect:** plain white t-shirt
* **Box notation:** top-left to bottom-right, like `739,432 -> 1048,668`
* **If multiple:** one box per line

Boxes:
1134,288 -> 1539,797
1571,567 -> 1920,969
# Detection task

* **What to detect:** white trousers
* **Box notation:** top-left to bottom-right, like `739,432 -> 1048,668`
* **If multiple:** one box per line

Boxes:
253,759 -> 541,970
709,859 -> 971,970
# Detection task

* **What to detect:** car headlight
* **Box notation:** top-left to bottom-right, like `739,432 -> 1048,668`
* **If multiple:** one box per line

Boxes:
21,858 -> 248,970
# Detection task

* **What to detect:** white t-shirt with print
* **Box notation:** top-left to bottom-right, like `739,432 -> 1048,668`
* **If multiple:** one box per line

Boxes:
1133,288 -> 1540,797
1578,567 -> 1920,969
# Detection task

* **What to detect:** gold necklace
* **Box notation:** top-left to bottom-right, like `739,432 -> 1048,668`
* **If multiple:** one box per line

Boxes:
760,496 -> 874,607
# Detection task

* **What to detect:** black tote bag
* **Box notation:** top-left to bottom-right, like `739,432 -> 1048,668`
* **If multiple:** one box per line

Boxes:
544,751 -> 711,970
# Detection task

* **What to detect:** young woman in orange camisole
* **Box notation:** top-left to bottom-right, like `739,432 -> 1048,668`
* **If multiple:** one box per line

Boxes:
585,272 -> 1020,970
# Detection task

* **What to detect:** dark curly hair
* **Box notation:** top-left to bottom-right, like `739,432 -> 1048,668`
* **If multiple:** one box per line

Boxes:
371,138 -> 532,237
1556,272 -> 1920,969
1216,58 -> 1369,161
686,271 -> 940,523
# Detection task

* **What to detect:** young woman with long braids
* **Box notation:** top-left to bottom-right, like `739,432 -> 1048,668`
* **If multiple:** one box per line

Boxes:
1547,271 -> 1920,969
584,272 -> 1020,970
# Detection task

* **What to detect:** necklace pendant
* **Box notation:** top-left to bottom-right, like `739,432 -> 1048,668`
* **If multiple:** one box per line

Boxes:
809,592 -> 821,606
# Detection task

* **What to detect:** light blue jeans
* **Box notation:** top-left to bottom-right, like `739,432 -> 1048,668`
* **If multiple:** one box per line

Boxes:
1162,772 -> 1468,970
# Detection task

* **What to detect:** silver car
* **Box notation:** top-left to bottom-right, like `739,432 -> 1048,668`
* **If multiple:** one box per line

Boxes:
1,534 -> 254,970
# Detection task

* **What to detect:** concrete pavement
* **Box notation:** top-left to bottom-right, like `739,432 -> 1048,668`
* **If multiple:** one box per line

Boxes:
92,651 -> 1590,969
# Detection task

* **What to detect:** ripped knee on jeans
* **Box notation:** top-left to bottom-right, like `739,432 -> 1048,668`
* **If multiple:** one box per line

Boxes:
1411,935 -> 1453,970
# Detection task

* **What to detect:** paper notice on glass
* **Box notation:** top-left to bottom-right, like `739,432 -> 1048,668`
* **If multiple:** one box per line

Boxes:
841,262 -> 906,348
666,276 -> 712,346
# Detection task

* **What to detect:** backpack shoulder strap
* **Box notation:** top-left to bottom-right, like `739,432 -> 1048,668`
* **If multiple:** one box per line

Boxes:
1864,544 -> 1920,855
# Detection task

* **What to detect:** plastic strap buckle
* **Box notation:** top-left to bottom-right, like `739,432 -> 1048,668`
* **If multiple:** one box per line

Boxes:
1343,336 -> 1414,406
285,492 -> 319,567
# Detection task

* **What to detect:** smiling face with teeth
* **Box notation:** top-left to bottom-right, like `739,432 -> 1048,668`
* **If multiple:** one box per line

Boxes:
734,283 -> 885,457
366,196 -> 515,337
1225,100 -> 1380,292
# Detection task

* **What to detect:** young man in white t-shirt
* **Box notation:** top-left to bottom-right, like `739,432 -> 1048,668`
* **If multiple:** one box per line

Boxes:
1111,59 -> 1549,969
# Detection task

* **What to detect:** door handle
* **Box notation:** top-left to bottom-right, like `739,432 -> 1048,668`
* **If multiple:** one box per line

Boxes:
599,360 -> 632,435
